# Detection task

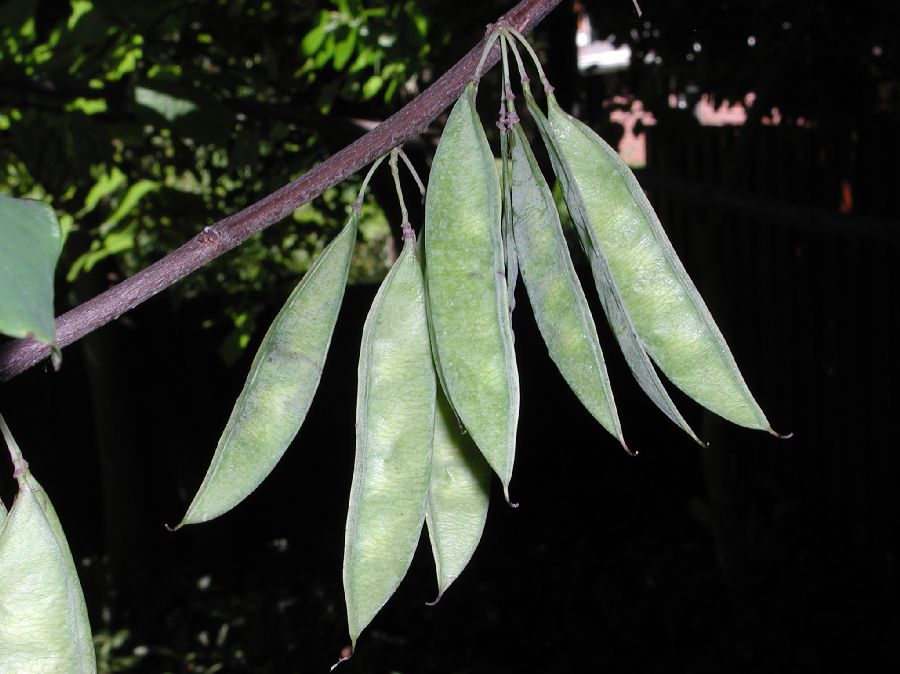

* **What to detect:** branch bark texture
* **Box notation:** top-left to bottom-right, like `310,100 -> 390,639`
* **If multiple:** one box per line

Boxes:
0,0 -> 563,382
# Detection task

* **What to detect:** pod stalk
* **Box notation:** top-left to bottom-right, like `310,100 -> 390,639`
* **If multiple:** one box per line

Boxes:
0,413 -> 29,479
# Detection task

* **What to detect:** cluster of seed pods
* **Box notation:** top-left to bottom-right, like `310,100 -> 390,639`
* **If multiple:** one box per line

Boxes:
0,23 -> 783,667
175,27 -> 777,656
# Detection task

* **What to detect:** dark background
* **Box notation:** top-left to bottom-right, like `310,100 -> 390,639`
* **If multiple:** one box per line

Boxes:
1,0 -> 898,671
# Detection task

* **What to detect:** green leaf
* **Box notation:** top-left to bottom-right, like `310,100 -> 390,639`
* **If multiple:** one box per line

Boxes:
300,24 -> 326,56
134,86 -> 197,122
362,75 -> 383,100
67,223 -> 137,281
0,196 -> 62,344
101,179 -> 159,232
133,80 -> 235,144
332,26 -> 357,70
78,166 -> 127,217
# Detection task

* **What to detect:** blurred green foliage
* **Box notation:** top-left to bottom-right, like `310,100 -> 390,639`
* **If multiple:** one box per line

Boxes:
0,0 -> 436,355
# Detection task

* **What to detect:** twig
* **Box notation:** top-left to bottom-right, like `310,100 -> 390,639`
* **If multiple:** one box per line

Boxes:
0,0 -> 563,382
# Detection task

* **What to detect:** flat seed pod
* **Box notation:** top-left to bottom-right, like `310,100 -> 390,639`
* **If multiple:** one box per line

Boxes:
424,82 -> 519,497
343,235 -> 435,648
508,122 -> 624,445
523,88 -> 700,443
500,129 -> 519,314
544,95 -> 771,432
0,475 -> 95,673
180,214 -> 358,526
425,388 -> 491,600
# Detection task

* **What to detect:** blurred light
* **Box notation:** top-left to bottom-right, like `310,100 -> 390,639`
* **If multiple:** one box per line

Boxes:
576,11 -> 632,73
579,42 -> 632,71
693,42 -> 702,52
747,35 -> 757,46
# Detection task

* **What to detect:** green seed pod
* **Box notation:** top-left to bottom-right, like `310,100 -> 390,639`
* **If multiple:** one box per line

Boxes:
180,213 -> 358,526
523,86 -> 700,443
543,94 -> 771,432
425,388 -> 491,600
0,431 -> 95,674
507,122 -> 624,446
343,234 -> 435,649
424,81 -> 519,498
500,127 -> 519,315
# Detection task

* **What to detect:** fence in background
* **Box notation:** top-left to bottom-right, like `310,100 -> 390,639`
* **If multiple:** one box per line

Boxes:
640,118 -> 899,574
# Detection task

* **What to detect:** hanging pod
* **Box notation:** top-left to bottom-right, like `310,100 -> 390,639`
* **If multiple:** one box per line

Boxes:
521,85 -> 701,443
507,117 -> 624,446
425,388 -> 491,601
343,233 -> 436,649
499,114 -> 519,315
0,416 -> 96,674
180,211 -> 359,526
424,81 -> 519,499
540,93 -> 772,432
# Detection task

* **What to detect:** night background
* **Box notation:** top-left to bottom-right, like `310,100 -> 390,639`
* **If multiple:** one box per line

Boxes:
1,0 -> 898,671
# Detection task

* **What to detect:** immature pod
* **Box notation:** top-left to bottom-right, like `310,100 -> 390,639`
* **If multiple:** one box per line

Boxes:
544,94 -> 771,432
424,81 -> 519,497
180,214 -> 358,526
508,121 -> 624,445
425,389 -> 491,600
0,417 -> 95,673
343,234 -> 436,649
523,88 -> 701,442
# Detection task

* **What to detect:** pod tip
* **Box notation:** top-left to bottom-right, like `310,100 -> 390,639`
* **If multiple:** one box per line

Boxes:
502,485 -> 519,509
622,441 -> 638,457
425,590 -> 444,607
330,647 -> 352,672
770,428 -> 794,440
